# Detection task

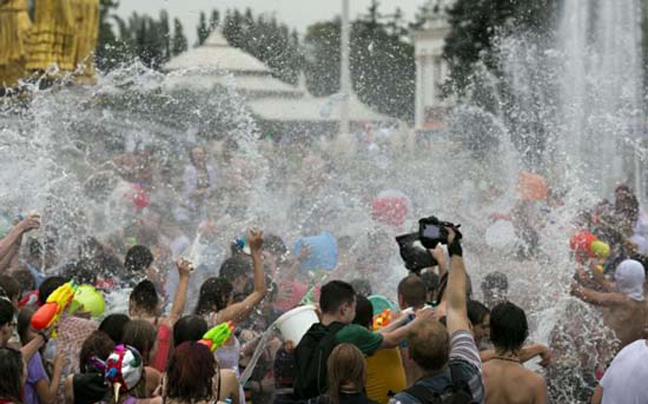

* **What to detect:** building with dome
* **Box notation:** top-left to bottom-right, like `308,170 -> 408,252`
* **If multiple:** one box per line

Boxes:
164,30 -> 391,138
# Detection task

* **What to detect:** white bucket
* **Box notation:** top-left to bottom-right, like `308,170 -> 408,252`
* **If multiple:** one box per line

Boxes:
275,305 -> 319,345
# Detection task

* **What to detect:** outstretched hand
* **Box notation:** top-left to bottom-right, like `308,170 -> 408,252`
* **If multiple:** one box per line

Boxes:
247,229 -> 264,252
18,212 -> 40,233
176,257 -> 193,277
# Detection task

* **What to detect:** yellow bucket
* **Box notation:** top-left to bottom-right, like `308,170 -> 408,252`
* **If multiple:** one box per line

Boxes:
366,348 -> 407,404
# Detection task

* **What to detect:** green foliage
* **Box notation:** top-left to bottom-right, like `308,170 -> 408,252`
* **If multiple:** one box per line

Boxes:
172,18 -> 188,56
196,12 -> 209,47
444,0 -> 558,94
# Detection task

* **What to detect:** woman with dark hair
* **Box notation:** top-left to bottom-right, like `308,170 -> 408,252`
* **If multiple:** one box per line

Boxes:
17,309 -> 64,404
312,344 -> 377,404
161,341 -> 240,404
0,346 -> 25,404
64,330 -> 115,404
128,259 -> 192,373
99,314 -> 131,345
194,230 -> 265,404
122,321 -> 161,398
172,316 -> 207,348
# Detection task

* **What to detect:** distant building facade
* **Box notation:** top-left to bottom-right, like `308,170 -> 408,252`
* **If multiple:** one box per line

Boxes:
413,0 -> 455,129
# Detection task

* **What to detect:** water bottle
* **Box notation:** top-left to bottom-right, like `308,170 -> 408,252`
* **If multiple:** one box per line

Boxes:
234,237 -> 251,255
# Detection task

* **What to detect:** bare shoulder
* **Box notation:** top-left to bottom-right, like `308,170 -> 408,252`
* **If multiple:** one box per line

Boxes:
528,371 -> 547,391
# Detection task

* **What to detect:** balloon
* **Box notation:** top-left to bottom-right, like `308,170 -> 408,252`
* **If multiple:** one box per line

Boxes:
485,220 -> 517,249
371,190 -> 411,227
69,285 -> 105,318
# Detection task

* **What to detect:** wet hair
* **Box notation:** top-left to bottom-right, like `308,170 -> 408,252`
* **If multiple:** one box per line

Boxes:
12,269 -> 34,294
17,308 -> 34,345
62,259 -> 97,285
194,277 -> 233,315
125,245 -> 154,272
130,280 -> 159,315
467,300 -> 490,326
0,347 -> 24,403
166,341 -> 217,402
0,299 -> 14,328
420,270 -> 439,293
490,301 -> 528,354
78,237 -> 103,260
326,344 -> 367,404
219,255 -> 252,283
122,320 -> 157,363
407,320 -> 449,372
173,315 -> 208,347
353,295 -> 373,330
0,275 -> 21,303
398,274 -> 427,308
349,279 -> 372,298
482,271 -> 509,294
79,330 -> 115,373
189,145 -> 208,166
264,234 -> 287,256
99,314 -> 131,344
38,276 -> 66,305
320,280 -> 356,315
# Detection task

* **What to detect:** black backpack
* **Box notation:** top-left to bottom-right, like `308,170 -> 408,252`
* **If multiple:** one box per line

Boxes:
293,322 -> 346,400
401,367 -> 474,404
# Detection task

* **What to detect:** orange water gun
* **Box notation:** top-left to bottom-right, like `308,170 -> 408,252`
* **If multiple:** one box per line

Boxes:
198,321 -> 235,352
31,281 -> 77,331
372,309 -> 392,331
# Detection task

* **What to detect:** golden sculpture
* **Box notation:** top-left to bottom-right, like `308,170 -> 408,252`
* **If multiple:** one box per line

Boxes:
0,0 -> 99,88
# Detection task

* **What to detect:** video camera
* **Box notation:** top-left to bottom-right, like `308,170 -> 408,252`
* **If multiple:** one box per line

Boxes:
396,216 -> 461,273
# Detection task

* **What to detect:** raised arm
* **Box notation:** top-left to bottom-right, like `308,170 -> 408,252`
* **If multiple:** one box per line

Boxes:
445,229 -> 470,335
430,244 -> 448,278
0,213 -> 39,271
571,282 -> 627,306
217,230 -> 266,324
380,308 -> 435,348
167,258 -> 192,325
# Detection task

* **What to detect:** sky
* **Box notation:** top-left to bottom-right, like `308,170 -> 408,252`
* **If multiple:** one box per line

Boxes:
117,0 -> 428,45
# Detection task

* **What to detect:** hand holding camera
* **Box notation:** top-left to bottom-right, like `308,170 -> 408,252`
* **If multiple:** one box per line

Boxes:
396,216 -> 463,272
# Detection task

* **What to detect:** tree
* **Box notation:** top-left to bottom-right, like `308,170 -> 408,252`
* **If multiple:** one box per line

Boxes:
172,18 -> 188,56
95,0 -> 121,70
196,11 -> 209,46
444,0 -> 558,95
210,10 -> 220,30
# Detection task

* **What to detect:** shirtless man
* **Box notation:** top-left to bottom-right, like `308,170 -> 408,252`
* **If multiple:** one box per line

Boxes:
483,301 -> 547,404
572,259 -> 648,349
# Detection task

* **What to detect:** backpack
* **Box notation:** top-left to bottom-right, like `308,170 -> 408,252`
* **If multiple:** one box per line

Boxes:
401,367 -> 473,404
293,322 -> 347,400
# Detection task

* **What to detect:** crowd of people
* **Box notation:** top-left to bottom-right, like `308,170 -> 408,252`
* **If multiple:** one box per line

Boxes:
3,135 -> 648,404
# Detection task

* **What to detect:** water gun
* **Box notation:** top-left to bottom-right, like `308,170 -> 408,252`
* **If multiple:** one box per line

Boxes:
198,321 -> 235,352
372,309 -> 392,331
31,281 -> 78,331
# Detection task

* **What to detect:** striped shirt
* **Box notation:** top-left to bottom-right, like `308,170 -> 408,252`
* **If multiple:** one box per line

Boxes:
390,330 -> 485,404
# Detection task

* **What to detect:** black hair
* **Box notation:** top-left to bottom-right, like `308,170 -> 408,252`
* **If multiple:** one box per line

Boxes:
0,275 -> 21,302
62,259 -> 97,285
352,295 -> 373,330
490,301 -> 528,353
124,245 -> 154,272
398,274 -> 427,308
173,315 -> 209,347
420,270 -> 439,293
482,271 -> 509,294
194,277 -> 233,315
219,255 -> 252,283
12,269 -> 34,294
39,276 -> 66,305
99,314 -> 131,344
79,330 -> 115,373
129,280 -> 159,314
0,299 -> 14,328
467,300 -> 490,326
349,279 -> 372,298
320,280 -> 356,315
264,234 -> 287,256
17,308 -> 34,345
0,347 -> 24,403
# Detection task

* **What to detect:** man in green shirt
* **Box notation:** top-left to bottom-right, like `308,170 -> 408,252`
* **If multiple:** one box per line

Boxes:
294,280 -> 433,400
